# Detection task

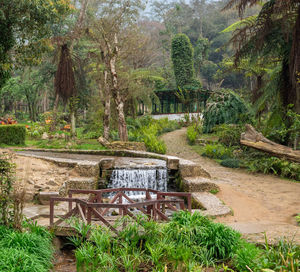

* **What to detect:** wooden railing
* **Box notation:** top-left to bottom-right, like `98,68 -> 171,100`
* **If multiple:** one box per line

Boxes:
50,188 -> 191,234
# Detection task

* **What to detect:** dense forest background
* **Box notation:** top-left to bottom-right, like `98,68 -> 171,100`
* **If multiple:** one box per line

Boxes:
0,0 -> 299,146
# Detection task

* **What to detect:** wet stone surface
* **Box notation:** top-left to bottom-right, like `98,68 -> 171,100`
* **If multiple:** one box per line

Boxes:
16,150 -> 166,169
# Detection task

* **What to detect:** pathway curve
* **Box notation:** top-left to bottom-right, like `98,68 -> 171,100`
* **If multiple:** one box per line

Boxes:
161,128 -> 300,244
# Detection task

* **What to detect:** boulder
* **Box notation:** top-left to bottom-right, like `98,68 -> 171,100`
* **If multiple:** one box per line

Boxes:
41,132 -> 49,140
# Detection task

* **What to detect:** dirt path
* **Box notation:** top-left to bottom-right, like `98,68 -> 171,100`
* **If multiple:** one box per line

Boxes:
161,128 -> 300,243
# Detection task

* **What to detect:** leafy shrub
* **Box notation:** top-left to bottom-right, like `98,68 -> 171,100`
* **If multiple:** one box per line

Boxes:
126,117 -> 180,154
0,125 -> 26,145
221,158 -> 240,168
75,212 -> 241,271
202,89 -> 250,133
233,240 -> 261,271
0,225 -> 53,272
246,156 -> 300,181
141,128 -> 166,154
187,125 -> 198,145
202,144 -> 233,160
214,124 -> 244,147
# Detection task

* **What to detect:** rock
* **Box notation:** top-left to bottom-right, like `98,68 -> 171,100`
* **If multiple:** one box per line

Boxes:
182,177 -> 220,192
46,178 -> 58,186
167,158 -> 179,170
100,158 -> 115,170
98,136 -> 110,147
192,192 -> 231,217
108,141 -> 147,151
34,184 -> 42,189
26,179 -> 34,185
41,132 -> 49,140
38,191 -> 60,205
59,178 -> 98,196
179,163 -> 210,178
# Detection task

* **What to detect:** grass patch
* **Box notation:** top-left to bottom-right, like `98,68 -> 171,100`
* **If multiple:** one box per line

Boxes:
0,223 -> 54,272
26,138 -> 106,150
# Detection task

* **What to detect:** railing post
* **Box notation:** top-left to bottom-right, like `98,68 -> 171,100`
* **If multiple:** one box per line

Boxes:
152,204 -> 156,221
87,206 -> 92,224
188,195 -> 192,212
68,191 -> 72,212
50,199 -> 54,226
119,194 -> 122,215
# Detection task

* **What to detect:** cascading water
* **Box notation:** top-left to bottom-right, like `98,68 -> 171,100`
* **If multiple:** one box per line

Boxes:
108,168 -> 168,198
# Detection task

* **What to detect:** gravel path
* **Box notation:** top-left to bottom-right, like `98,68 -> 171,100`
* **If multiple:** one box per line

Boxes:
161,128 -> 300,244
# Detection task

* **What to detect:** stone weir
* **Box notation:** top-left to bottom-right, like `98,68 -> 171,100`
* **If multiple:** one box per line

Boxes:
17,148 -> 230,217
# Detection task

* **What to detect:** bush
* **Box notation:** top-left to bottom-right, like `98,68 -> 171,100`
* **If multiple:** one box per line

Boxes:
213,124 -> 244,147
126,117 -> 180,154
75,211 -> 241,271
246,156 -> 300,181
202,144 -> 233,160
187,125 -> 198,145
0,125 -> 26,145
202,89 -> 250,133
0,224 -> 53,272
221,158 -> 240,168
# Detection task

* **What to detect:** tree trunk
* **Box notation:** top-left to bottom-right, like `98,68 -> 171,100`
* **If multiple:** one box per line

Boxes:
240,124 -> 300,163
115,91 -> 128,141
51,93 -> 60,131
70,110 -> 76,138
289,5 -> 300,114
103,70 -> 111,140
106,33 -> 128,141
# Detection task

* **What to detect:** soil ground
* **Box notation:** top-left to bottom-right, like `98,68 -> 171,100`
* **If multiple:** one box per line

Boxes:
161,128 -> 300,244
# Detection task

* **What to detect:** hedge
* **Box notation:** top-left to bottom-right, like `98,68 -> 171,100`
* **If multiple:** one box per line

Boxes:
0,125 -> 26,145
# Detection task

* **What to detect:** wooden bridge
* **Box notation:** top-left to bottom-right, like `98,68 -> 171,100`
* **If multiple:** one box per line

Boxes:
50,188 -> 192,234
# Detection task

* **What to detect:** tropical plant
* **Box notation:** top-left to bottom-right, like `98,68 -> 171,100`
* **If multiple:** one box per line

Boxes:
202,89 -> 250,133
223,0 -> 300,115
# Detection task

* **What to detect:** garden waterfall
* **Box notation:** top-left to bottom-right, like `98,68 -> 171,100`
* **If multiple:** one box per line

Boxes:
109,168 -> 168,197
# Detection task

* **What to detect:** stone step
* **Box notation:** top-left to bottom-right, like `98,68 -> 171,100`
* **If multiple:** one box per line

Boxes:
59,177 -> 97,196
182,177 -> 220,192
37,192 -> 60,205
192,192 -> 231,217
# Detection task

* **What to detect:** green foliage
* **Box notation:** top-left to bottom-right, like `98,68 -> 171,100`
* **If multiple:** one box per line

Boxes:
171,33 -> 196,89
221,158 -> 240,168
233,240 -> 261,272
187,125 -> 199,145
194,36 -> 209,75
203,89 -> 250,133
246,156 -> 300,181
296,214 -> 300,226
202,144 -> 233,160
0,224 -> 53,272
75,212 -> 242,271
213,124 -> 244,147
0,154 -> 16,227
0,125 -> 26,145
0,0 -> 72,87
126,117 -> 181,154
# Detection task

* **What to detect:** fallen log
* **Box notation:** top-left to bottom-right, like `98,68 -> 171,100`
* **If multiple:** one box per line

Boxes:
240,124 -> 300,163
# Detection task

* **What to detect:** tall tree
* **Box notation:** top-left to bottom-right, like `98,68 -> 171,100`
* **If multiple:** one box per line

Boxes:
224,0 -> 300,114
171,33 -> 197,89
88,0 -> 144,141
0,0 -> 72,88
